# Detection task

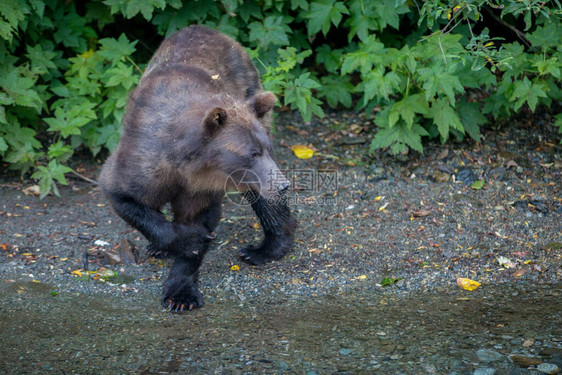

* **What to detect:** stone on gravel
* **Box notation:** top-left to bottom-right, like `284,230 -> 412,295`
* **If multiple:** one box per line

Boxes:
537,363 -> 560,374
508,354 -> 543,367
473,367 -> 496,375
476,349 -> 504,363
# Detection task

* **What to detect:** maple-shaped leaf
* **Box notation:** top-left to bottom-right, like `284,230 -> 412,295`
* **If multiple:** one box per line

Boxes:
388,93 -> 429,128
370,120 -> 428,154
510,76 -> 549,112
418,65 -> 465,105
31,160 -> 73,199
428,98 -> 463,141
303,0 -> 349,36
248,16 -> 291,48
99,34 -> 138,62
458,100 -> 486,142
362,69 -> 402,105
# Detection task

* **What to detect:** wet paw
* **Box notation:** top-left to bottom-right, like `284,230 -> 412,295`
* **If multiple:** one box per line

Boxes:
162,279 -> 203,313
239,244 -> 281,266
146,244 -> 167,259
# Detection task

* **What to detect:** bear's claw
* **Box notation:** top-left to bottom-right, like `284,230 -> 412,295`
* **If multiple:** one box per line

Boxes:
147,244 -> 166,259
239,244 -> 282,265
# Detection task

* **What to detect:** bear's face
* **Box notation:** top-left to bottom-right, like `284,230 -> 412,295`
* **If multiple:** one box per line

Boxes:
201,92 -> 290,200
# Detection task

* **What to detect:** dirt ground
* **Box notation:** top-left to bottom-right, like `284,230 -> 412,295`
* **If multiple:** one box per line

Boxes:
0,110 -> 561,374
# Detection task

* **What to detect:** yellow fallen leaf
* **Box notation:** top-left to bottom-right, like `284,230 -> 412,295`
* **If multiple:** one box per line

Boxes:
230,265 -> 240,271
291,144 -> 314,159
457,277 -> 481,291
71,270 -> 83,277
357,275 -> 367,280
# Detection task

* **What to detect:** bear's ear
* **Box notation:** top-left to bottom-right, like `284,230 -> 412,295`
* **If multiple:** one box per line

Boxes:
204,107 -> 227,136
250,92 -> 277,118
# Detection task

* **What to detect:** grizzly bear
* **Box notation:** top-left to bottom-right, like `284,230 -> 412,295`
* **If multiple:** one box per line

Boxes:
99,25 -> 297,312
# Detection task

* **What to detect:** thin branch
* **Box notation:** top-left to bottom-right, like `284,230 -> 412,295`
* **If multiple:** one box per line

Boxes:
70,170 -> 98,185
483,6 -> 532,48
438,36 -> 448,65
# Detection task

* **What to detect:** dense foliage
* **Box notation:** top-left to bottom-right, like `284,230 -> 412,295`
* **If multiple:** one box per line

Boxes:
1,0 -> 561,197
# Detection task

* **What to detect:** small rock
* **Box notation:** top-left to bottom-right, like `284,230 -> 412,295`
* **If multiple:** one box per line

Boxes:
433,170 -> 450,183
523,338 -> 535,347
339,348 -> 353,356
489,167 -> 506,180
477,349 -> 504,363
456,168 -> 478,185
117,239 -> 137,265
509,354 -> 543,367
473,367 -> 496,375
537,363 -> 560,374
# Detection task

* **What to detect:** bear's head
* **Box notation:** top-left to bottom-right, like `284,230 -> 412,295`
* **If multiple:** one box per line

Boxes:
195,91 -> 290,201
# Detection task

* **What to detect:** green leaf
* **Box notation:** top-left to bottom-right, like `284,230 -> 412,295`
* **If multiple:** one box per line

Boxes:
528,22 -> 561,51
510,76 -> 549,112
418,66 -> 465,105
318,75 -> 353,108
341,36 -> 385,76
45,102 -> 97,138
427,98 -> 463,142
380,277 -> 402,287
458,100 -> 486,142
25,44 -> 57,75
0,0 -> 29,42
315,45 -> 343,73
248,16 -> 291,48
303,0 -> 349,36
31,160 -> 73,199
388,94 -> 429,128
374,0 -> 408,30
104,62 -> 139,89
0,68 -> 42,110
361,68 -> 401,104
47,141 -> 73,162
284,73 -> 324,121
370,120 -> 429,154
471,180 -> 485,190
99,34 -> 138,62
0,136 -> 8,152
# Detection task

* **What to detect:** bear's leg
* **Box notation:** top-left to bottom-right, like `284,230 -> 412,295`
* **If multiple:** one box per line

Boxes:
160,193 -> 223,311
106,191 -> 211,259
239,192 -> 297,265
162,253 -> 207,311
195,193 -> 224,233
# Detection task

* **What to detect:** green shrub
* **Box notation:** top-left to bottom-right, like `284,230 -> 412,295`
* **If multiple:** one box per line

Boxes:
1,0 -> 561,197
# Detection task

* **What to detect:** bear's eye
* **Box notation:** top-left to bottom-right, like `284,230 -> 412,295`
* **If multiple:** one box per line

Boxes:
248,152 -> 261,159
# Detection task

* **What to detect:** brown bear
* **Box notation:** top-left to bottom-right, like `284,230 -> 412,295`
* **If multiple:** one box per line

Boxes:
99,25 -> 297,312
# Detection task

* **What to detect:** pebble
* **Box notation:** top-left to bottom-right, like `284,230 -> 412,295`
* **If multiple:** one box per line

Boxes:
476,349 -> 504,363
537,363 -> 560,374
508,354 -> 543,367
473,367 -> 496,375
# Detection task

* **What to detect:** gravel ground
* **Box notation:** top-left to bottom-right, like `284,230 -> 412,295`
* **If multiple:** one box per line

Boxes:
0,110 -> 561,374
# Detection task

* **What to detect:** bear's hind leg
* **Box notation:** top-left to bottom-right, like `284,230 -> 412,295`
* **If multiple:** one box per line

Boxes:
240,192 -> 297,265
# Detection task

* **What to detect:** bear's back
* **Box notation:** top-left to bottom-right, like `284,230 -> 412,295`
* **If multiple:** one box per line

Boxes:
142,25 -> 262,100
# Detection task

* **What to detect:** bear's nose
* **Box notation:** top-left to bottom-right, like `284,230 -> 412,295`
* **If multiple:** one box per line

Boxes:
278,182 -> 290,193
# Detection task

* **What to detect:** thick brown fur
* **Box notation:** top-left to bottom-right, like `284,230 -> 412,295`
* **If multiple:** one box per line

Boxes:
99,25 -> 297,312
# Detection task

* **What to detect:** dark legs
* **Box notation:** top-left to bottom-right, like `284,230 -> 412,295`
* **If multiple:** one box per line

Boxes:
239,191 -> 297,265
162,193 -> 223,311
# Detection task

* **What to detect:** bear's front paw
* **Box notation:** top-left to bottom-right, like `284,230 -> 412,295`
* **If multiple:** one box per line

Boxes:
162,278 -> 203,312
239,243 -> 285,266
146,244 -> 167,258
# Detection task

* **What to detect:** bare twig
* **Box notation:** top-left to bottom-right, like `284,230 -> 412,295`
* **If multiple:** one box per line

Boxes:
483,6 -> 532,48
70,170 -> 98,185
